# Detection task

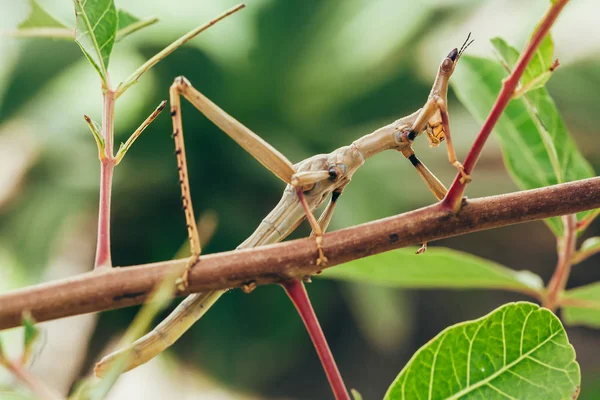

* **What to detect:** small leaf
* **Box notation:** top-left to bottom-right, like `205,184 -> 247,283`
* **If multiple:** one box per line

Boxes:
20,0 -> 69,30
572,236 -> 600,264
451,53 -> 595,236
73,0 -> 118,85
385,302 -> 580,400
580,236 -> 600,252
115,9 -> 158,42
562,283 -> 600,328
21,312 -> 40,365
7,0 -> 73,39
84,115 -> 106,160
321,247 -> 543,295
351,388 -> 363,400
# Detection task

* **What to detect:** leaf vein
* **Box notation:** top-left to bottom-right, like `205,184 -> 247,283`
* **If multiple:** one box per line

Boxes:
487,383 -> 518,400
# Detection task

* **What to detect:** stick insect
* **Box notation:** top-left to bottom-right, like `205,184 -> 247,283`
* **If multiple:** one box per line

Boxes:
96,36 -> 473,398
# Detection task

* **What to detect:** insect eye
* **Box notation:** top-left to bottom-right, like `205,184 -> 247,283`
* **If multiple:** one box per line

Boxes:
447,48 -> 458,61
328,165 -> 346,181
441,58 -> 454,72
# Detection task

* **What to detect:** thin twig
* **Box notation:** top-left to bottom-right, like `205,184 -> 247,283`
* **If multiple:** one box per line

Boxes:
0,177 -> 598,330
442,0 -> 571,212
544,214 -> 577,311
114,3 -> 246,98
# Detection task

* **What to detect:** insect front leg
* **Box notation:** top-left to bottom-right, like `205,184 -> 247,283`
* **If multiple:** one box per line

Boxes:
399,146 -> 448,254
311,188 -> 344,236
296,187 -> 328,266
432,96 -> 471,184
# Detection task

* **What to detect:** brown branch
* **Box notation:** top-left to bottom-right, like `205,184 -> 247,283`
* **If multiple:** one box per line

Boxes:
0,177 -> 599,330
442,0 -> 571,211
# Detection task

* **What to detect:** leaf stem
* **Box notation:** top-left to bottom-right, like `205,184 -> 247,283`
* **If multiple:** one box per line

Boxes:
559,297 -> 600,310
115,17 -> 159,42
544,214 -> 577,311
2,359 -> 65,400
115,100 -> 167,165
94,87 -> 116,270
442,0 -> 571,212
281,280 -> 350,400
114,3 -> 246,98
571,245 -> 600,265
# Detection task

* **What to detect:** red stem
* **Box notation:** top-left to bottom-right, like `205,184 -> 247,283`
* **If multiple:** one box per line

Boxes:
442,0 -> 570,211
281,280 -> 350,400
3,360 -> 64,400
544,214 -> 577,311
94,88 -> 116,269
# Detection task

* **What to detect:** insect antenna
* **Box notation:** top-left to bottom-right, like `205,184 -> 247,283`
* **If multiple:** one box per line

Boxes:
458,32 -> 474,58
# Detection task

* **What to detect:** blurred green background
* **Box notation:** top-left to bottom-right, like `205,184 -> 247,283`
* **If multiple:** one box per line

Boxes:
1,0 -> 600,398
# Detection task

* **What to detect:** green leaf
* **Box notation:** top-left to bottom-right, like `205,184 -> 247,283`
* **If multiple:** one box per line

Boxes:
385,302 -> 580,400
321,247 -> 543,295
580,236 -> 600,252
572,236 -> 600,264
562,283 -> 600,328
451,53 -> 595,236
21,312 -> 40,364
73,0 -> 118,85
83,115 -> 105,160
351,388 -> 363,400
8,0 -> 73,39
115,9 -> 158,42
19,0 -> 69,30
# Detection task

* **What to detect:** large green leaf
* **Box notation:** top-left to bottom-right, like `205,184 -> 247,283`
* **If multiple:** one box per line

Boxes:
321,247 -> 543,295
73,0 -> 118,84
451,52 -> 595,236
385,302 -> 580,400
562,283 -> 600,328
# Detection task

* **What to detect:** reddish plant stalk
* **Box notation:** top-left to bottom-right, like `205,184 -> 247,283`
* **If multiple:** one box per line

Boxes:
442,0 -> 570,211
282,280 -> 350,400
544,214 -> 577,311
3,360 -> 64,400
94,88 -> 116,269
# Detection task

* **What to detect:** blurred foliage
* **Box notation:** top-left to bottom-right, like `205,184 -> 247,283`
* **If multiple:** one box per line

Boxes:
1,0 -> 600,399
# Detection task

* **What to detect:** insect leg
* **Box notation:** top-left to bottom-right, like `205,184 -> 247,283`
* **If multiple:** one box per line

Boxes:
170,79 -> 202,290
432,96 -> 471,184
400,147 -> 447,201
